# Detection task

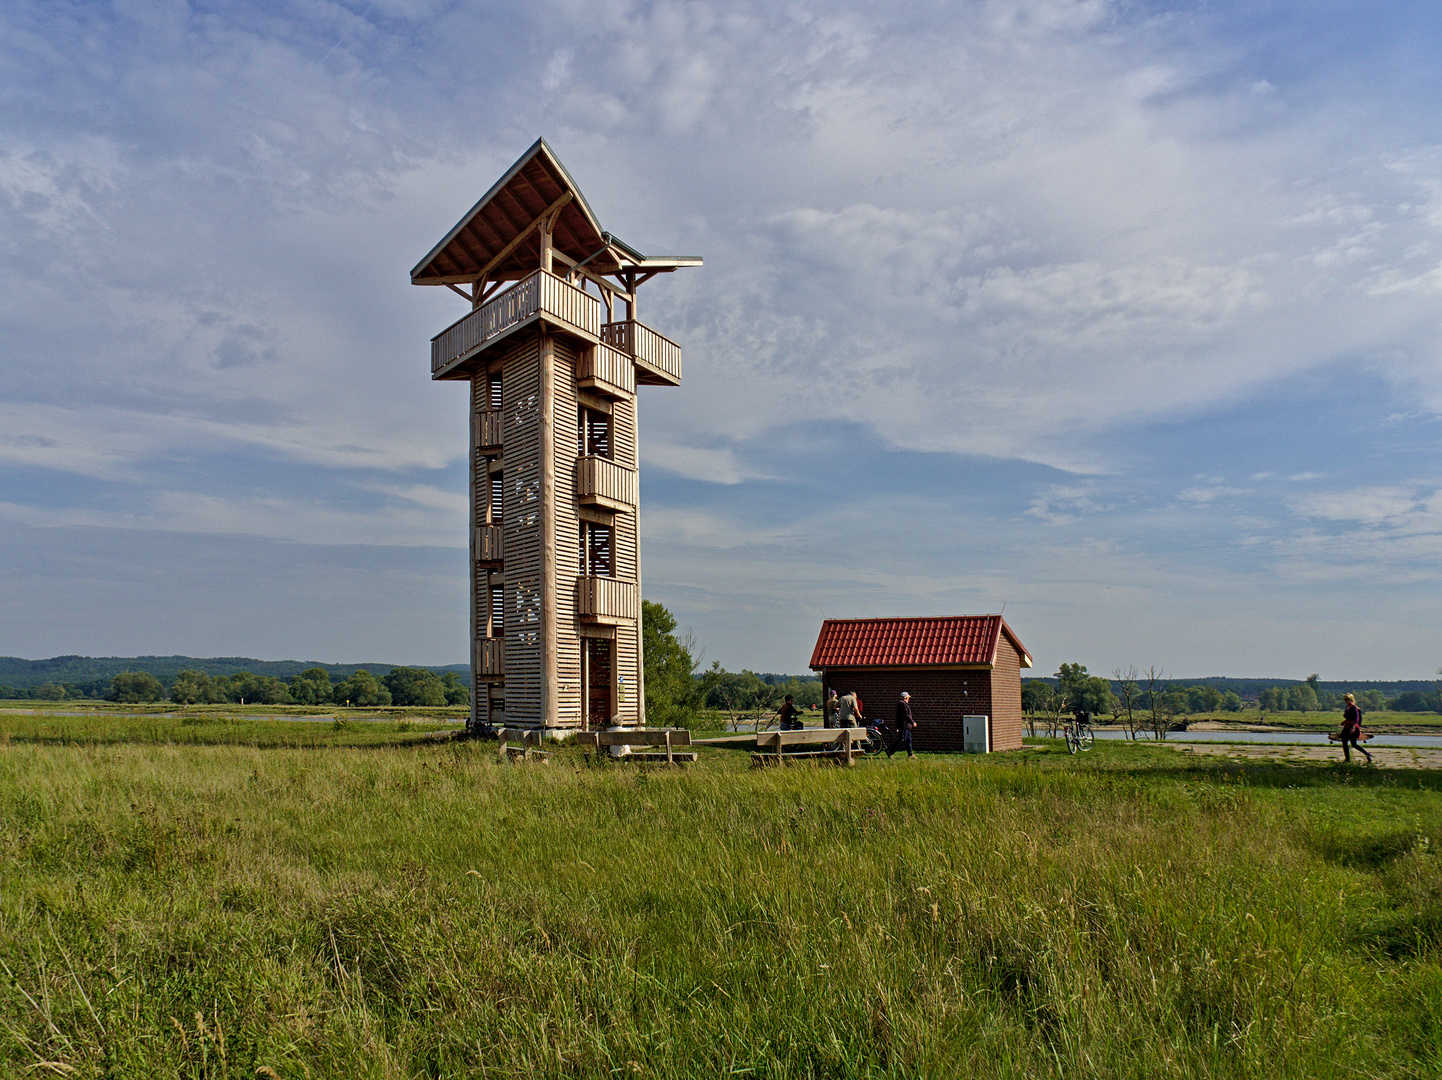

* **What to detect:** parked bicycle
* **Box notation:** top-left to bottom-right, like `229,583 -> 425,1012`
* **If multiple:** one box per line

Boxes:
828,720 -> 886,756
1064,711 -> 1094,754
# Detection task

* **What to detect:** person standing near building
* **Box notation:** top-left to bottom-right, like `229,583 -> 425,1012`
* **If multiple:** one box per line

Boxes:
1338,692 -> 1372,764
835,690 -> 859,729
888,691 -> 916,758
823,689 -> 839,728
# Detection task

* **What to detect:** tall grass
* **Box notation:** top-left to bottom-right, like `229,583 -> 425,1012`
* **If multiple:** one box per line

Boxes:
1,739 -> 1439,1077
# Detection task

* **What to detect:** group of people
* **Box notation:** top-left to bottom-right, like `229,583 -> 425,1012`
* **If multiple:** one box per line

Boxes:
778,688 -> 918,758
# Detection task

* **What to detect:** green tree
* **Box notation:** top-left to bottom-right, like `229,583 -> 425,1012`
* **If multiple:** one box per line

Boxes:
33,682 -> 67,701
334,670 -> 391,707
439,671 -> 469,706
383,666 -> 448,707
643,600 -> 703,727
1021,680 -> 1051,716
288,668 -> 334,705
1221,691 -> 1243,712
111,671 -> 163,703
169,669 -> 212,705
1055,664 -> 1114,717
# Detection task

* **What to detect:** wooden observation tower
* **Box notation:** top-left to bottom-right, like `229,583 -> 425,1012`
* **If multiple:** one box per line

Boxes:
411,139 -> 700,734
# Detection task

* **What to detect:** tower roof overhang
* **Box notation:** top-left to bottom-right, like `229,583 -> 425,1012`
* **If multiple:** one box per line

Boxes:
410,137 -> 701,287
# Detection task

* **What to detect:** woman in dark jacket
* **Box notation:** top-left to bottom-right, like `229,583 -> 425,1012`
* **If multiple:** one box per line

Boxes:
1339,692 -> 1372,764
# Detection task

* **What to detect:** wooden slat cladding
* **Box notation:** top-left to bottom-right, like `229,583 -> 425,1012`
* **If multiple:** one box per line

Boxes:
501,336 -> 542,724
432,270 -> 601,374
576,456 -> 637,508
576,576 -> 639,620
615,620 -> 640,724
600,320 -> 682,385
552,337 -> 584,726
610,397 -> 639,584
575,343 -> 635,400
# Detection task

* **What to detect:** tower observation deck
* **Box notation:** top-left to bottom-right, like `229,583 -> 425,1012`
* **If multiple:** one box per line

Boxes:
411,138 -> 701,733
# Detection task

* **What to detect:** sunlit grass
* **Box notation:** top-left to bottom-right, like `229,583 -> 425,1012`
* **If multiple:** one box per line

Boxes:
1,737 -> 1439,1077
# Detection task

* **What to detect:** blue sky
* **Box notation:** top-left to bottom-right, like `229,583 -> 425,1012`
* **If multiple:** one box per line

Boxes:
2,0 -> 1441,679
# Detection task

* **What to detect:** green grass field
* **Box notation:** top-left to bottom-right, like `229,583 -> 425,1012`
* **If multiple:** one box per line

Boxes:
1,730 -> 1439,1078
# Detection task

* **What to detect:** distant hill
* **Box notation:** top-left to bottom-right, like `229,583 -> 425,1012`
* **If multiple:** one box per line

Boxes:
0,655 -> 468,691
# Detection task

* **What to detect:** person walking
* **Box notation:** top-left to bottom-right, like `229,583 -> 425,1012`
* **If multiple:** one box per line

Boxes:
888,691 -> 916,758
1338,692 -> 1372,764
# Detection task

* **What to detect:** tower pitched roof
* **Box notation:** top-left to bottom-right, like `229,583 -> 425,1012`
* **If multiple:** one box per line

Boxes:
411,137 -> 700,286
808,615 -> 1033,670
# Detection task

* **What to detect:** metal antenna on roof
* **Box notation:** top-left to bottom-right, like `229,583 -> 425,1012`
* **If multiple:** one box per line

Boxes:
1000,602 -> 1007,616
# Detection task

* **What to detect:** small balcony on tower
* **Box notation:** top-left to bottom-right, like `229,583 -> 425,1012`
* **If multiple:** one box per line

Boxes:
473,524 -> 503,563
576,577 -> 639,623
575,456 -> 637,512
601,320 -> 682,386
575,343 -> 635,400
432,269 -> 602,378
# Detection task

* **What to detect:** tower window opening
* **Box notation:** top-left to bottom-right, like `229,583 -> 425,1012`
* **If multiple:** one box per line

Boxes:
577,407 -> 611,459
578,521 -> 613,577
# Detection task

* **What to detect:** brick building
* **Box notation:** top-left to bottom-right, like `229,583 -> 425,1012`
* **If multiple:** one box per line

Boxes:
809,616 -> 1033,752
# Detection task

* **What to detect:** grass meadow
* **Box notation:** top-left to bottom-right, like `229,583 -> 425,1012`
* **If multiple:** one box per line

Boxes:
0,723 -> 1439,1078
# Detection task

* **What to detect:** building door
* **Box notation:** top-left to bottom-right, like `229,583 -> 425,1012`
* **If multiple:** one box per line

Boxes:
585,638 -> 613,730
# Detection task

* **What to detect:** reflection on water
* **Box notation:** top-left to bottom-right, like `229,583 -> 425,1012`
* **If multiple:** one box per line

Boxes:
1088,728 -> 1442,748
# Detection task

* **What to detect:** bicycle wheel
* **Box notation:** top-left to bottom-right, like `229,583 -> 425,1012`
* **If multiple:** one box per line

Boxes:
861,728 -> 884,756
1066,727 -> 1080,754
1078,725 -> 1094,751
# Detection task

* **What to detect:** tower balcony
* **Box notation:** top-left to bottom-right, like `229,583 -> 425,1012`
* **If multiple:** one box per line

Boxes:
474,524 -> 503,562
601,320 -> 682,386
575,456 -> 637,512
575,343 -> 635,400
433,269 -> 602,377
472,410 -> 503,453
477,637 -> 505,676
576,576 -> 639,623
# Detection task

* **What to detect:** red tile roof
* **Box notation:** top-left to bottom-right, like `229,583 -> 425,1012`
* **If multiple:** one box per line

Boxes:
809,616 -> 1032,670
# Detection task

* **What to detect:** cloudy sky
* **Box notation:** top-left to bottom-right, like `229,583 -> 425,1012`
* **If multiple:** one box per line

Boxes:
3,0 -> 1441,680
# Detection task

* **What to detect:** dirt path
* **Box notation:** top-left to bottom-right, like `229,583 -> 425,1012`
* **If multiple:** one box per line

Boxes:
1169,742 -> 1442,768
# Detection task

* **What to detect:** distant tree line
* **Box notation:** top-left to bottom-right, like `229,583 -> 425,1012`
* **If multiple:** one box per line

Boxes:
102,666 -> 469,707
642,601 -> 822,729
1023,665 -> 1441,737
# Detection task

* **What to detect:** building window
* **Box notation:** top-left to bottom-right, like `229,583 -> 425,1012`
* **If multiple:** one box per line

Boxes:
577,407 -> 611,459
489,371 -> 503,410
578,521 -> 613,577
490,582 -> 504,636
490,472 -> 503,525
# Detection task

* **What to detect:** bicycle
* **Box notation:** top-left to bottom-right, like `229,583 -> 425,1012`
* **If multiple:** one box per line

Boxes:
1063,716 -> 1094,754
828,720 -> 885,756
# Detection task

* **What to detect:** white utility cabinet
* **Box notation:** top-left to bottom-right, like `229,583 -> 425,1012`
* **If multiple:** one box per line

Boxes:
963,715 -> 990,754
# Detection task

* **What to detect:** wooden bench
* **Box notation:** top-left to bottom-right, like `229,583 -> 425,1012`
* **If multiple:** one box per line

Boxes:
753,726 -> 868,766
497,727 -> 549,762
575,727 -> 697,764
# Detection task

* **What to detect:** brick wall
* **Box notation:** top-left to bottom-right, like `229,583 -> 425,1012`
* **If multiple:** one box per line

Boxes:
989,639 -> 1025,751
823,668 -> 1000,752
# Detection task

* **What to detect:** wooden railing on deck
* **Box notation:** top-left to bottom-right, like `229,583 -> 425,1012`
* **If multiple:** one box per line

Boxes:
576,577 -> 639,620
432,270 -> 602,372
475,524 -> 503,562
575,343 -> 635,399
601,320 -> 682,384
477,637 -> 505,676
472,410 -> 503,451
576,456 -> 637,507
